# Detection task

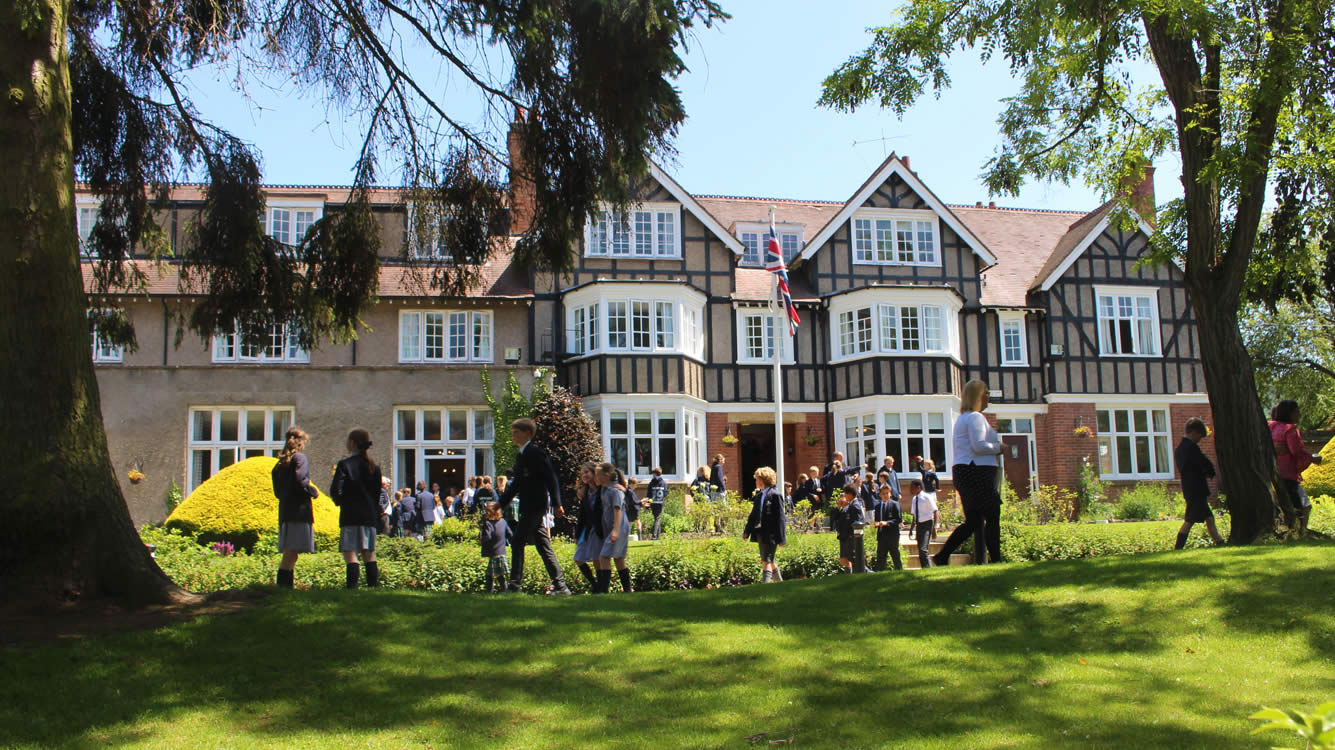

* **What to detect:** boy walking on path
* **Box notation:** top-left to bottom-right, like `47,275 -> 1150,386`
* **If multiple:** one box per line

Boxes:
1175,418 -> 1225,549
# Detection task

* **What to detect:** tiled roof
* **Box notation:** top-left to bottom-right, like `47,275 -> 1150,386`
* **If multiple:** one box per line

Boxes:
951,204 -> 1101,306
732,268 -> 819,303
83,240 -> 532,300
695,196 -> 841,244
77,183 -> 408,205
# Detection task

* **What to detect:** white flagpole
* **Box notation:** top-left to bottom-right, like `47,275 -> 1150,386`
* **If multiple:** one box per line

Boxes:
769,206 -> 785,495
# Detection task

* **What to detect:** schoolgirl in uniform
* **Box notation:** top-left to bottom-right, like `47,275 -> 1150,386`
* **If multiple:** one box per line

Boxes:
647,467 -> 668,540
597,463 -> 633,593
571,462 -> 603,592
272,426 -> 318,588
330,428 -> 384,588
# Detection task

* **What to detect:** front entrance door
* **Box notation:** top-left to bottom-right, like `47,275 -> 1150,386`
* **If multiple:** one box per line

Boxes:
426,457 -> 467,498
739,423 -> 775,498
1001,435 -> 1031,499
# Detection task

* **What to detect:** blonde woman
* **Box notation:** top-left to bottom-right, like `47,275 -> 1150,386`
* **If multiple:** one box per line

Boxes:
933,380 -> 1004,565
743,467 -> 786,582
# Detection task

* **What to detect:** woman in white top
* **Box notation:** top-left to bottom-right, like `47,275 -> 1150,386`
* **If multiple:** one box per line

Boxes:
933,379 -> 1005,565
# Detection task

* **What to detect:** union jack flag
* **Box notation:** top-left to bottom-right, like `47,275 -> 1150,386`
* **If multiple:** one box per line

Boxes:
765,217 -> 801,336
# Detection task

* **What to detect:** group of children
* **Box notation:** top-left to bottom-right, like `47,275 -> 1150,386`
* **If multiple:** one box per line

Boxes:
386,474 -> 507,539
825,478 -> 940,574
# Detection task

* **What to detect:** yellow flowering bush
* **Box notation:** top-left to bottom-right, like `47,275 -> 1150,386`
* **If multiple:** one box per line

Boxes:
1299,437 -> 1335,497
166,456 -> 341,550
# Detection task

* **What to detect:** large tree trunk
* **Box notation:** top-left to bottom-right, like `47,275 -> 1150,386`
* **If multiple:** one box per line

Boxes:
1191,285 -> 1291,544
0,0 -> 191,607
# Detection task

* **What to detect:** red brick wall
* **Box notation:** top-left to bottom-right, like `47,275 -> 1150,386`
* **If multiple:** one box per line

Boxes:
1036,403 -> 1099,491
790,412 -> 830,489
705,413 -> 742,490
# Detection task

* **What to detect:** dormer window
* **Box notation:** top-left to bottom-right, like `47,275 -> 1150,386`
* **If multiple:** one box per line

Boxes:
260,199 -> 324,248
851,209 -> 940,266
737,224 -> 802,266
584,202 -> 680,258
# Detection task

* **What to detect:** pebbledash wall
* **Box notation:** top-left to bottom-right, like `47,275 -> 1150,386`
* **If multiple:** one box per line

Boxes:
86,143 -> 1215,525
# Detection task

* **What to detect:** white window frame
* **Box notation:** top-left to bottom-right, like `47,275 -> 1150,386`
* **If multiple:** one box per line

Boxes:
584,398 -> 706,481
999,312 -> 1029,366
89,310 -> 124,363
398,310 -> 494,363
213,321 -> 310,364
392,406 -> 496,493
261,198 -> 325,248
405,200 -> 456,260
737,223 -> 803,266
832,396 -> 959,480
1095,286 -> 1161,357
76,198 -> 102,258
187,406 -> 293,494
736,309 -> 796,364
584,202 -> 681,258
1096,406 -> 1173,479
564,284 -> 705,360
850,209 -> 941,267
830,289 -> 961,363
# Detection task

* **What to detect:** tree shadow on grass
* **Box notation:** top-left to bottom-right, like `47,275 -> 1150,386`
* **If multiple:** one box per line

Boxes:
1,543 -> 1331,748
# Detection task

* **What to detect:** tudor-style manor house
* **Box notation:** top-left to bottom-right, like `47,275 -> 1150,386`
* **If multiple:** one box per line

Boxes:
84,127 -> 1215,524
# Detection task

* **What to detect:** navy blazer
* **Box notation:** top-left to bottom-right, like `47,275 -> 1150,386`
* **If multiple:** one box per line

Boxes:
1175,438 -> 1216,501
867,497 -> 903,531
479,518 -> 512,558
710,463 -> 726,493
833,500 -> 865,540
501,441 -> 562,519
882,468 -> 902,499
416,490 -> 436,523
743,486 -> 787,546
330,454 -> 383,528
274,452 -> 318,524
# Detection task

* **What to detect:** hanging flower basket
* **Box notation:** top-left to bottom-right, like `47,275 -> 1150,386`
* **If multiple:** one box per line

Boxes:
127,469 -> 146,484
721,434 -> 739,447
804,433 -> 820,447
1073,425 -> 1095,438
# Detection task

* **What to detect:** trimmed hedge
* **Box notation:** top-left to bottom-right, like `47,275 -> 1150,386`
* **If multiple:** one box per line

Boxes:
1000,518 -> 1228,561
143,517 -> 1262,594
165,457 -> 341,550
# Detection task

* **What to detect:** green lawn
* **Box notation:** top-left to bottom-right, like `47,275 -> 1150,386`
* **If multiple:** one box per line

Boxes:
4,543 -> 1333,749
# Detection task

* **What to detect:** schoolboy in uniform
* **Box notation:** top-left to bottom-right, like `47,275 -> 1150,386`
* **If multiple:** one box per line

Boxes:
834,485 -> 865,574
908,479 -> 938,568
1175,418 -> 1225,549
869,483 -> 904,570
479,501 -> 512,593
647,467 -> 668,540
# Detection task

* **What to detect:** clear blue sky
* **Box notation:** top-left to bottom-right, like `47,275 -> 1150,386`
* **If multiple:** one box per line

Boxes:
182,0 -> 1179,213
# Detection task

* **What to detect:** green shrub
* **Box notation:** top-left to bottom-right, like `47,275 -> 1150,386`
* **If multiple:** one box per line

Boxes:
1113,482 -> 1180,521
1000,518 -> 1229,561
165,457 -> 341,550
1309,495 -> 1335,535
1299,437 -> 1335,497
430,516 -> 475,545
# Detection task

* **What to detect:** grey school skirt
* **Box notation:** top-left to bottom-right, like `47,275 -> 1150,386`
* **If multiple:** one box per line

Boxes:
278,522 -> 316,553
339,525 -> 377,552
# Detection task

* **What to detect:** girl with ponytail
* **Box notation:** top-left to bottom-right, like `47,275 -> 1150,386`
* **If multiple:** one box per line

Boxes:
272,426 -> 318,588
330,427 -> 384,588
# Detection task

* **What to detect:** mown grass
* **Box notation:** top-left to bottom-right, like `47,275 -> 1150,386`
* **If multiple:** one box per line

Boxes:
3,543 -> 1332,749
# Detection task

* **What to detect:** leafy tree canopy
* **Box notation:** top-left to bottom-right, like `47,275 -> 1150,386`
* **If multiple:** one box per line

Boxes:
71,0 -> 726,351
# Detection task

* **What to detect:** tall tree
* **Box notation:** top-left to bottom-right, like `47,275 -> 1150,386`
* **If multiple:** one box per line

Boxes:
1,0 -> 724,606
820,0 -> 1334,543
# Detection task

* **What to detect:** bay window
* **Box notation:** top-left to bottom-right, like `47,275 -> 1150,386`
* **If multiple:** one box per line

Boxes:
593,403 -> 704,480
836,301 -> 951,359
565,287 -> 703,358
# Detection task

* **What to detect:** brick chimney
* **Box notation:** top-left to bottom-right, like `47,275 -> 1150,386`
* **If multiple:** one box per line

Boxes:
507,106 -> 537,235
1116,162 -> 1156,226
